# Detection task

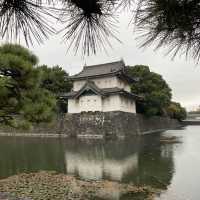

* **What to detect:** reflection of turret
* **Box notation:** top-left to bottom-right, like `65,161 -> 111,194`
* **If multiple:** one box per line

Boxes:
103,155 -> 138,181
64,135 -> 175,190
65,151 -> 138,181
66,152 -> 104,180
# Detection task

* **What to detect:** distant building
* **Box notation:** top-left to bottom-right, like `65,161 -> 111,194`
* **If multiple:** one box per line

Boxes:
62,60 -> 140,113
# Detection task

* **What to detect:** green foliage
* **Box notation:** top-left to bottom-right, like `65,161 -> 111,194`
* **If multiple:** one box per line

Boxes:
37,65 -> 72,113
0,44 -> 56,128
0,44 -> 38,65
0,0 -> 200,59
127,65 -> 186,120
127,65 -> 172,117
37,65 -> 72,94
135,0 -> 200,62
167,102 -> 187,121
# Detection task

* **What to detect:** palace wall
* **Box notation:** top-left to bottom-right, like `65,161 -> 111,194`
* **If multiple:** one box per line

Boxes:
61,112 -> 181,138
0,112 -> 181,138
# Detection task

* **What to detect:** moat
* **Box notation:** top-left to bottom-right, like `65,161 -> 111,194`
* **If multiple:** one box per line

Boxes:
0,126 -> 200,200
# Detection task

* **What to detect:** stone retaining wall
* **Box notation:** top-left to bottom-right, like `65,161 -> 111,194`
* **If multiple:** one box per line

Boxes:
61,111 -> 180,138
0,112 -> 181,138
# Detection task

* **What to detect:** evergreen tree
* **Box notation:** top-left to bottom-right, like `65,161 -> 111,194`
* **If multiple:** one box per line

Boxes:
127,65 -> 186,120
135,0 -> 200,61
167,102 -> 187,121
37,65 -> 72,113
0,44 -> 56,127
127,65 -> 172,116
37,65 -> 72,95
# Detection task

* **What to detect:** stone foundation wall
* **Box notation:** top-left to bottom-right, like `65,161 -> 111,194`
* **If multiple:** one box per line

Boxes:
0,112 -> 181,138
61,111 -> 181,138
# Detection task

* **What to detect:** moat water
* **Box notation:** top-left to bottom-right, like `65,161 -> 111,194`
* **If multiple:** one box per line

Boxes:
0,126 -> 200,200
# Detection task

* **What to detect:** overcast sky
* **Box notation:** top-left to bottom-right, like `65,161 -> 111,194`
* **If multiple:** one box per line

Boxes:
21,12 -> 200,111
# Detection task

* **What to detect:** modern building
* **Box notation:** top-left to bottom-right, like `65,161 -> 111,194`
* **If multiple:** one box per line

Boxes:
62,60 -> 140,113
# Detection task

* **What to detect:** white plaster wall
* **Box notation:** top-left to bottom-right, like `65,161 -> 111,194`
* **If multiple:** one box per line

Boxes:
124,84 -> 131,92
73,80 -> 86,91
119,96 -> 136,113
72,76 -> 131,92
93,77 -> 117,89
79,95 -> 102,112
69,95 -> 136,113
68,95 -> 102,113
116,77 -> 131,92
102,95 -> 136,113
102,95 -> 121,112
68,99 -> 80,113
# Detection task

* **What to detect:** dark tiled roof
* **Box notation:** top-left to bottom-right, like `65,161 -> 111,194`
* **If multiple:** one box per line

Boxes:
102,87 -> 142,99
60,91 -> 77,98
70,60 -> 125,80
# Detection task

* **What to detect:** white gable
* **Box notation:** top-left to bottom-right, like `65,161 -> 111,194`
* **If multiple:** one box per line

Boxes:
73,76 -> 131,92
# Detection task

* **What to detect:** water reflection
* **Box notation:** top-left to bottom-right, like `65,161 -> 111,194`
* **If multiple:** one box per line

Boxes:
65,140 -> 138,181
0,133 -> 177,199
0,137 -> 66,178
63,136 -> 175,189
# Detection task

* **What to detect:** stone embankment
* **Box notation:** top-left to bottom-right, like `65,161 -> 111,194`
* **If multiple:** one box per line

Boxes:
62,112 -> 181,138
0,171 -> 158,200
0,112 -> 181,138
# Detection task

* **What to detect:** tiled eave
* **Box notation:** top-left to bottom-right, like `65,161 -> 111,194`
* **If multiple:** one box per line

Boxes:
60,87 -> 142,101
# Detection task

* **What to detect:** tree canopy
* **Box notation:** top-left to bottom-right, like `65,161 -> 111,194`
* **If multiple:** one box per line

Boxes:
167,101 -> 187,121
135,0 -> 200,61
127,65 -> 186,120
37,65 -> 72,113
37,65 -> 72,95
0,0 -> 199,61
127,65 -> 172,116
0,44 -> 56,128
